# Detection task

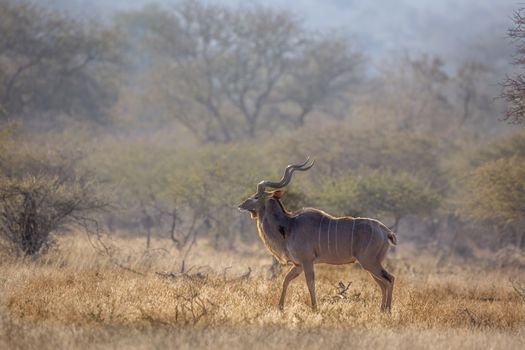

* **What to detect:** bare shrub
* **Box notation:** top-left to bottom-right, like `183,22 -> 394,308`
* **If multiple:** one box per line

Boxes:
0,133 -> 108,256
0,175 -> 105,255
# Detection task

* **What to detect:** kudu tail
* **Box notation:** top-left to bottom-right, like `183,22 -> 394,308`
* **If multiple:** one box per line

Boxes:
387,231 -> 397,245
374,221 -> 397,246
386,224 -> 398,245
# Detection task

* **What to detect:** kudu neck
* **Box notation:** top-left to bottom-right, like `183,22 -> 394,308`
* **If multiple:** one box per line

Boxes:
259,198 -> 291,226
256,198 -> 292,262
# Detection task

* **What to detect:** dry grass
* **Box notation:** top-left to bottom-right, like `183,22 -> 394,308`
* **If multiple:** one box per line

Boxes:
1,234 -> 524,349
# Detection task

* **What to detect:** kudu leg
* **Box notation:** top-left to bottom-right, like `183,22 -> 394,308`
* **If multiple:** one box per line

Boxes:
362,262 -> 393,312
383,270 -> 395,310
279,265 -> 303,310
370,274 -> 387,310
303,261 -> 317,311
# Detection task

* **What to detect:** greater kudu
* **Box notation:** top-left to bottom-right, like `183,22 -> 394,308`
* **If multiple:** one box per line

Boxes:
238,160 -> 397,311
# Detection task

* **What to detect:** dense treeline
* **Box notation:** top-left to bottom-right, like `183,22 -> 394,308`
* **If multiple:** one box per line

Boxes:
0,0 -> 524,257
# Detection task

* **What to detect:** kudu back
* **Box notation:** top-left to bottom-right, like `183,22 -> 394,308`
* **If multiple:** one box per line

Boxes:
238,159 -> 397,312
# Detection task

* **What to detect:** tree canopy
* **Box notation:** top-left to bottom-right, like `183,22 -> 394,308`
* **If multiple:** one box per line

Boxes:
0,0 -> 122,122
116,1 -> 363,142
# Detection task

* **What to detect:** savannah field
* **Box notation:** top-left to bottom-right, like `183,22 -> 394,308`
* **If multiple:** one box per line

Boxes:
2,0 -> 525,349
1,234 -> 524,350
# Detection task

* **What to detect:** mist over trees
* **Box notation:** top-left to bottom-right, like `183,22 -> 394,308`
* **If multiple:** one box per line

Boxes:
0,1 -> 122,123
0,0 -> 524,257
114,2 -> 363,142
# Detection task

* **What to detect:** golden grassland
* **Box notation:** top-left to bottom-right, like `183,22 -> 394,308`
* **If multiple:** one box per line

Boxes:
1,234 -> 524,349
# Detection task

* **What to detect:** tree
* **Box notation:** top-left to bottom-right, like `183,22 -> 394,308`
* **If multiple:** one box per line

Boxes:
270,125 -> 446,189
84,136 -> 269,249
313,169 -> 440,231
118,1 -> 363,142
454,61 -> 494,128
0,0 -> 121,122
502,8 -> 525,123
460,156 -> 525,247
167,145 -> 268,249
368,54 -> 451,133
354,170 -> 441,231
277,32 -> 364,127
473,128 -> 525,166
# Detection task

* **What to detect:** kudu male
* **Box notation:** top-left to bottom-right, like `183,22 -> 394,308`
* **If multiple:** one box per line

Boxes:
238,160 -> 397,312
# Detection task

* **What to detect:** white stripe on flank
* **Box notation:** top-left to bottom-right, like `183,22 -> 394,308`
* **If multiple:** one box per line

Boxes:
350,219 -> 356,258
327,218 -> 331,255
363,221 -> 374,253
318,216 -> 324,256
334,219 -> 339,257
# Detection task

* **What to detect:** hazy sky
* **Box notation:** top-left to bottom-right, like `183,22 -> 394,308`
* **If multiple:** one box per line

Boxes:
220,0 -> 517,67
39,0 -> 519,68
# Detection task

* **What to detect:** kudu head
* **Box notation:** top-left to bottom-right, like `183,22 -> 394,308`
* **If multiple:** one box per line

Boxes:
238,158 -> 315,219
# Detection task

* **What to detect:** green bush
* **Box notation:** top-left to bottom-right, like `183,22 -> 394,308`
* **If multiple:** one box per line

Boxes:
473,129 -> 525,166
460,156 -> 525,225
311,168 -> 440,229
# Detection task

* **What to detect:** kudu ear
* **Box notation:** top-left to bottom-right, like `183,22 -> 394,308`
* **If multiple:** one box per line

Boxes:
272,190 -> 284,199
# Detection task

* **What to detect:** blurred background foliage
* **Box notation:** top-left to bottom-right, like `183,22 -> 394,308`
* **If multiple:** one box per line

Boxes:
0,0 -> 524,256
